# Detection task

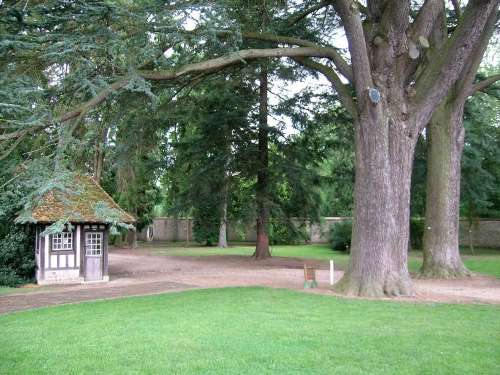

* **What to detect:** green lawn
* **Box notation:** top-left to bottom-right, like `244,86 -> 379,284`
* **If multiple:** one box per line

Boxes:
0,285 -> 49,296
0,286 -> 37,296
144,242 -> 352,268
0,286 -> 15,295
141,242 -> 500,278
0,287 -> 498,374
408,251 -> 500,278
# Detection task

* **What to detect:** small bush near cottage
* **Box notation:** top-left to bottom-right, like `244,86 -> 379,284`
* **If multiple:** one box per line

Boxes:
330,220 -> 352,252
0,227 -> 35,287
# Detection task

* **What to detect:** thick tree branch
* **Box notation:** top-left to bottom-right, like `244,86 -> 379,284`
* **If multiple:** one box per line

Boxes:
242,32 -> 353,81
333,0 -> 373,108
58,79 -> 130,123
414,0 -> 499,125
292,57 -> 357,118
454,7 -> 499,102
138,47 -> 338,79
469,74 -> 500,95
411,0 -> 445,39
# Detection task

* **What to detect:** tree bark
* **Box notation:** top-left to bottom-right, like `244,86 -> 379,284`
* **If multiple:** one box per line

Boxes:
93,126 -> 108,184
218,182 -> 228,248
420,101 -> 470,278
254,65 -> 271,260
335,107 -> 418,297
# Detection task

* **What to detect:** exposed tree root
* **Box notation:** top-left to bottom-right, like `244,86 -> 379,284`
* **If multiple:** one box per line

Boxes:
334,271 -> 415,298
418,263 -> 472,279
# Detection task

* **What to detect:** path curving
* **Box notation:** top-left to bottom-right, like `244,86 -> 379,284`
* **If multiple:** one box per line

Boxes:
1,247 -> 500,314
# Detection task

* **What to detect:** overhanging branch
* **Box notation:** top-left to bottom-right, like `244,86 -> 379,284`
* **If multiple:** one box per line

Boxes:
292,57 -> 357,118
242,32 -> 353,82
55,47 -> 339,124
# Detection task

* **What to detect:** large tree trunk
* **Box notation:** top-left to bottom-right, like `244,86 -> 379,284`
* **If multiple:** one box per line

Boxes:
335,92 -> 418,297
254,65 -> 271,260
420,101 -> 470,278
218,182 -> 228,248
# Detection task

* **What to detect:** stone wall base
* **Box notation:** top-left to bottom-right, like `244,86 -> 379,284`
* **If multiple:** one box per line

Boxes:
38,269 -> 84,285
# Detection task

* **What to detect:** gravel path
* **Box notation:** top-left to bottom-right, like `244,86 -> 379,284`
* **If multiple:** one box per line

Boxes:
1,247 -> 499,314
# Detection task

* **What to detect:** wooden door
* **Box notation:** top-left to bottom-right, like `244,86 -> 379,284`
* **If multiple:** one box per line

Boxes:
85,232 -> 103,281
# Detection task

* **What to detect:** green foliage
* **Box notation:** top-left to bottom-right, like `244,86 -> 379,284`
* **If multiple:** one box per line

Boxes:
409,218 -> 425,250
161,73 -> 257,244
268,218 -> 309,245
94,201 -> 134,235
329,220 -> 352,252
461,86 -> 500,219
193,214 -> 219,246
0,226 -> 35,287
40,219 -> 73,237
410,137 -> 427,217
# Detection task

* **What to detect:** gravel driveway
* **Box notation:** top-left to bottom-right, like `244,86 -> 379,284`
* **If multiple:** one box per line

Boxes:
1,247 -> 499,314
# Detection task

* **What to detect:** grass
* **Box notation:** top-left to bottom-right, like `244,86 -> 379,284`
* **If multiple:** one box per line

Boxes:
144,242 -> 351,268
408,249 -> 500,278
145,242 -> 342,259
0,284 -> 49,296
0,286 -> 36,296
1,288 -> 499,374
141,242 -> 500,278
0,286 -> 16,296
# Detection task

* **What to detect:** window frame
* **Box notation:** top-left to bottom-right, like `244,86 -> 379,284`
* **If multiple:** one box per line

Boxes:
50,231 -> 74,252
85,232 -> 103,256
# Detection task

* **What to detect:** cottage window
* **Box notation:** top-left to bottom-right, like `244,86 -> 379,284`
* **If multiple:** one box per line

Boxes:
85,233 -> 102,256
52,232 -> 73,251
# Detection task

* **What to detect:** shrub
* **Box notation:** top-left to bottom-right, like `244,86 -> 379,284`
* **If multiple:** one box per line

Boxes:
0,226 -> 35,286
193,216 -> 219,246
0,268 -> 24,287
269,218 -> 309,245
330,220 -> 352,252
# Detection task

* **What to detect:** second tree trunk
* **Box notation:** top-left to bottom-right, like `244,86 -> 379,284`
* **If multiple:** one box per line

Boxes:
420,101 -> 470,278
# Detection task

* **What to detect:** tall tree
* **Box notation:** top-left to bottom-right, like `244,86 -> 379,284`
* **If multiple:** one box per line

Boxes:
421,7 -> 499,278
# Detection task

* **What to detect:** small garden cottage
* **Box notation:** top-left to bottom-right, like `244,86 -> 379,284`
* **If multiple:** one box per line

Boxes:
25,176 -> 135,285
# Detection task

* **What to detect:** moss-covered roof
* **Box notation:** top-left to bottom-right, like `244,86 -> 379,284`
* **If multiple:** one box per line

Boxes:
29,175 -> 135,224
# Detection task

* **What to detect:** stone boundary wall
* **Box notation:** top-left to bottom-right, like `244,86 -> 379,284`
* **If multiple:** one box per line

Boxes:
458,219 -> 500,248
138,217 -> 500,248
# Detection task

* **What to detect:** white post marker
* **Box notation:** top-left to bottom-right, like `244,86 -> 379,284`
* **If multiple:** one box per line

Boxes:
330,260 -> 334,286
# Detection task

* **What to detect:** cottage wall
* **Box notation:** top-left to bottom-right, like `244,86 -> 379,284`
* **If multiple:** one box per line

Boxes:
37,224 -> 84,285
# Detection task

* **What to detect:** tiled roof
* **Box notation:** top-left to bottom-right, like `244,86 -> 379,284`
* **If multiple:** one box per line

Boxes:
28,175 -> 135,224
